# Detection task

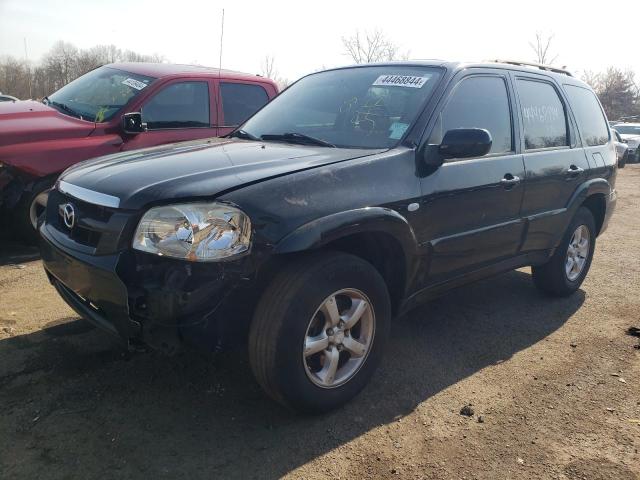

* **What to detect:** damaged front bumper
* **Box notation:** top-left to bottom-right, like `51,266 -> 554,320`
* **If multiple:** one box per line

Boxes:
39,221 -> 257,353
0,165 -> 26,210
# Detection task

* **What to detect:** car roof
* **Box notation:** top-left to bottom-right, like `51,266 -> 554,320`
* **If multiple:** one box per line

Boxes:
318,60 -> 590,88
107,62 -> 273,84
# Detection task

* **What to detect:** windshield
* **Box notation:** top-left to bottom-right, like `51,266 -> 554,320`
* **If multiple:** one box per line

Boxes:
241,66 -> 442,149
613,124 -> 640,135
47,66 -> 155,122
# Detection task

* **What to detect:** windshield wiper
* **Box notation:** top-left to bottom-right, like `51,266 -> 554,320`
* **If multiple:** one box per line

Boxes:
48,100 -> 85,121
260,132 -> 336,148
229,129 -> 260,141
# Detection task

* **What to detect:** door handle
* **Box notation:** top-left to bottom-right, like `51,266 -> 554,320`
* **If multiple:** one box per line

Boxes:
501,174 -> 521,186
567,165 -> 584,174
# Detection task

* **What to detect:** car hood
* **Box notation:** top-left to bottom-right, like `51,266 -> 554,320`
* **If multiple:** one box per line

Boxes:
0,100 -> 95,146
59,138 -> 385,210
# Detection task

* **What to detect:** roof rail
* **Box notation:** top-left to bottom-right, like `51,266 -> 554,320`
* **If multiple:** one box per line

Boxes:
487,59 -> 573,76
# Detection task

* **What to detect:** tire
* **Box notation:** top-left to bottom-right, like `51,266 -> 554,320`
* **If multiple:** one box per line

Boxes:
12,179 -> 53,243
618,151 -> 626,168
248,252 -> 391,413
532,207 -> 596,297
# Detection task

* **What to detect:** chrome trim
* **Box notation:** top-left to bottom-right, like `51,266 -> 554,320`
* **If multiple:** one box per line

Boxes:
58,181 -> 120,208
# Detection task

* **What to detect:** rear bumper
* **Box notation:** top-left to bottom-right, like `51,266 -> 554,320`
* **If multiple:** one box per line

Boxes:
39,221 -> 255,351
600,189 -> 617,235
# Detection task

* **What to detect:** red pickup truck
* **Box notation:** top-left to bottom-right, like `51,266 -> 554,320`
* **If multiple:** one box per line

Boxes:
0,63 -> 278,238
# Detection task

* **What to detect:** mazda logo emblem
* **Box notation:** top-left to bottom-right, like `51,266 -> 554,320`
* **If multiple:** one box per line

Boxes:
62,203 -> 75,229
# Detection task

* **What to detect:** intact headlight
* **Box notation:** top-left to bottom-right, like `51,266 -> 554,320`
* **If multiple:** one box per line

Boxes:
133,202 -> 251,261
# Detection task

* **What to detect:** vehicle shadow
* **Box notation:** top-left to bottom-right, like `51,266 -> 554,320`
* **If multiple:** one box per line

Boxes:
0,269 -> 584,479
0,239 -> 40,266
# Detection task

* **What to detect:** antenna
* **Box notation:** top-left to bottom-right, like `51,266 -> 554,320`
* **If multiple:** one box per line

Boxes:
24,38 -> 32,99
218,9 -> 225,75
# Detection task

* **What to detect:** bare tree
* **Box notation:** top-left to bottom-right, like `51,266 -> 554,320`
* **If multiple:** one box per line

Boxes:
584,68 -> 640,120
259,55 -> 289,90
0,41 -> 165,100
342,29 -> 405,64
529,32 -> 558,65
261,55 -> 277,79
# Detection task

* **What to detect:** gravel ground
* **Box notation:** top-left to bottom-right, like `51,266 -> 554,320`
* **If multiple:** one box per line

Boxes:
0,166 -> 638,480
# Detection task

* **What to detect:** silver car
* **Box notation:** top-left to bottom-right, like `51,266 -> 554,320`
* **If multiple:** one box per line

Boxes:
612,129 -> 629,168
612,123 -> 640,163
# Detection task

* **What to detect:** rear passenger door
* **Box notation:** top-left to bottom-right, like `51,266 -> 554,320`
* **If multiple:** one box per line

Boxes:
418,71 -> 526,283
217,81 -> 270,136
512,74 -> 591,252
123,79 -> 217,151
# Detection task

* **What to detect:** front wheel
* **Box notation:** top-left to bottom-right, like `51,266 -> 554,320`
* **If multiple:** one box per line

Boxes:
13,179 -> 53,243
532,207 -> 596,297
618,151 -> 627,168
248,252 -> 391,413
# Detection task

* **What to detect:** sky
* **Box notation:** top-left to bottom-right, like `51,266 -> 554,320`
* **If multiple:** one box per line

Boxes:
1,0 -> 639,84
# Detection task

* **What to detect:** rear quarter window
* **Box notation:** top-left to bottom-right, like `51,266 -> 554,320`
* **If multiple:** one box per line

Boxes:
563,84 -> 610,146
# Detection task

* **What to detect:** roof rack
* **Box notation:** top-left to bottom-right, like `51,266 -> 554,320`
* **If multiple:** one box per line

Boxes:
487,59 -> 573,77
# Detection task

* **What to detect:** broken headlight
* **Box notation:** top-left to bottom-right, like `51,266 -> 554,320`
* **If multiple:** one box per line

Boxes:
133,202 -> 251,261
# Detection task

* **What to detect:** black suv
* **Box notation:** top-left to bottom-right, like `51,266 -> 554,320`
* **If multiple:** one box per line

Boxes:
39,61 -> 617,412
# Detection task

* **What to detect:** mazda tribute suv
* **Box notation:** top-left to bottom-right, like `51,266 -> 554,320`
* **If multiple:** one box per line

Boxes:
39,61 -> 617,412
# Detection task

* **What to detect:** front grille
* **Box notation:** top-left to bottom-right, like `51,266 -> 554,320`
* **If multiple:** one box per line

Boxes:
53,191 -> 114,247
46,188 -> 135,254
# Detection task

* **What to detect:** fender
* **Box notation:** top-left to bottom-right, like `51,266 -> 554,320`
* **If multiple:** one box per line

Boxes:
566,178 -> 611,213
274,207 -> 420,257
0,134 -> 124,178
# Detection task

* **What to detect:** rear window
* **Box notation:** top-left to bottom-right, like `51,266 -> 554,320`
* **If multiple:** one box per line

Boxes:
517,79 -> 569,150
564,85 -> 609,146
220,83 -> 269,126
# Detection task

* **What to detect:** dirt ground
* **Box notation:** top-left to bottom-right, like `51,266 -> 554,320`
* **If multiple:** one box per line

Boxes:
0,167 -> 639,480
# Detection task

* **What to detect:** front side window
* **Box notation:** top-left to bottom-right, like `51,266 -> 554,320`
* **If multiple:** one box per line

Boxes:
142,81 -> 209,130
47,66 -> 155,122
429,76 -> 513,155
563,85 -> 609,146
220,83 -> 269,126
517,79 -> 568,150
240,66 -> 443,149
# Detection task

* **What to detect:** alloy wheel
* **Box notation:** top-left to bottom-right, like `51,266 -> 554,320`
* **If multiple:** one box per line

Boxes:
565,224 -> 590,281
303,288 -> 375,388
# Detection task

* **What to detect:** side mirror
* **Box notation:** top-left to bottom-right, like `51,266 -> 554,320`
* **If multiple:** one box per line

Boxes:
438,128 -> 492,159
122,112 -> 146,134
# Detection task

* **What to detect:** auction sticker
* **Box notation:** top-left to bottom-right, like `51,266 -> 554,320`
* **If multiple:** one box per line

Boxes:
122,78 -> 148,90
373,75 -> 430,88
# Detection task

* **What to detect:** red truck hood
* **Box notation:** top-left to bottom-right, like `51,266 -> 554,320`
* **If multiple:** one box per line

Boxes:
0,100 -> 96,147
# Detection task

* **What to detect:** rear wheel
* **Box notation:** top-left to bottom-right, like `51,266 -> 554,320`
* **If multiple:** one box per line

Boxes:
248,252 -> 391,413
532,207 -> 596,297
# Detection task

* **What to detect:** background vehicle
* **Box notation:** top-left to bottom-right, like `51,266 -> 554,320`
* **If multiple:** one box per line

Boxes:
39,61 -> 616,413
611,123 -> 640,163
612,128 -> 629,167
0,63 -> 278,239
0,93 -> 19,102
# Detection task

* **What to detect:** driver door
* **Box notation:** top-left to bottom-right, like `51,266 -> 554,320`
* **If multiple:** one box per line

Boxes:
122,79 -> 218,151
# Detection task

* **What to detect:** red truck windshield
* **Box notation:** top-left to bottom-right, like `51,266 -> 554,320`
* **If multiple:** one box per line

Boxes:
46,66 -> 155,123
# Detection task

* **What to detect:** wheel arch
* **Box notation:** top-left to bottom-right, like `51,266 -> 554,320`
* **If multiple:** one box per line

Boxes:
273,207 -> 419,314
567,178 -> 610,236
